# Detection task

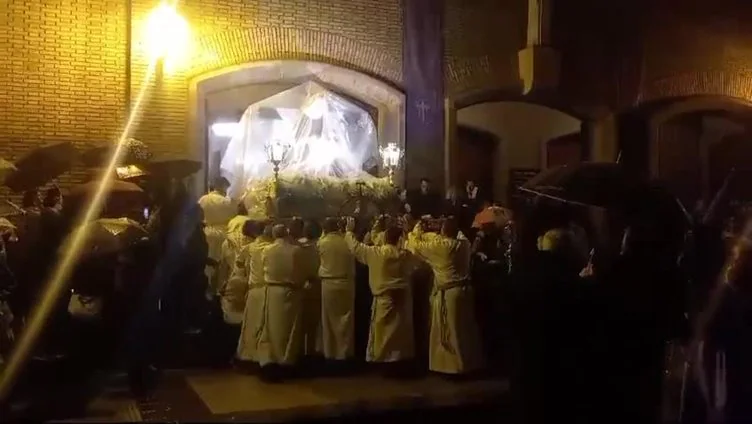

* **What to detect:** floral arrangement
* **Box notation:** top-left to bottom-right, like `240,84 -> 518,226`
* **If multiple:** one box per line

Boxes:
122,138 -> 153,164
242,173 -> 395,219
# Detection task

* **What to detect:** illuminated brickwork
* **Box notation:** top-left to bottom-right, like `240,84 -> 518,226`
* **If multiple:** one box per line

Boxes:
0,0 -> 128,193
128,0 -> 403,161
636,2 -> 752,104
643,71 -> 752,104
442,0 -> 526,98
0,0 -> 402,193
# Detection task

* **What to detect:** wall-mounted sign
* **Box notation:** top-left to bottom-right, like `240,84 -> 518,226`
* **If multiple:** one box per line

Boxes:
508,167 -> 541,205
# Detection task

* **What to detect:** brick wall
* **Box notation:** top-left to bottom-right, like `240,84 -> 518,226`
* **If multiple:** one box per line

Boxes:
128,0 -> 403,163
0,0 -> 402,195
0,0 -> 128,196
443,0 -> 526,98
637,1 -> 752,102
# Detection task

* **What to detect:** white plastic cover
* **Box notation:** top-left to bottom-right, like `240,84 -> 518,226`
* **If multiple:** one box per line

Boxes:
220,81 -> 379,198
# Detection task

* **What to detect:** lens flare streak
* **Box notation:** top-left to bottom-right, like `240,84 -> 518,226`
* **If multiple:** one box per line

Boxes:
0,60 -> 161,402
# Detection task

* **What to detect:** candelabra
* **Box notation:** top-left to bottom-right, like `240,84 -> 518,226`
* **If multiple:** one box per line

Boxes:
379,142 -> 403,186
265,139 -> 290,216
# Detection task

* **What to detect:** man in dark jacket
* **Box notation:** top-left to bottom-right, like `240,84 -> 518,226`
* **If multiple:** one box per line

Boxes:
509,228 -> 596,423
405,178 -> 442,218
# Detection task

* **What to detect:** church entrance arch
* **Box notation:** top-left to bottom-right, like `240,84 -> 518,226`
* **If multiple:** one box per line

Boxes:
188,60 -> 405,193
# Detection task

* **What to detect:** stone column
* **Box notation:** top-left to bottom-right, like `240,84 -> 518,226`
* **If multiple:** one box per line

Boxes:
444,98 -> 457,190
518,0 -> 560,94
402,0 -> 445,189
588,115 -> 619,163
526,0 -> 553,46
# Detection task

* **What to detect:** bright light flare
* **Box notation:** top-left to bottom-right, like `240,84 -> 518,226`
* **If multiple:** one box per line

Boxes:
380,142 -> 402,168
143,2 -> 190,72
211,122 -> 240,138
0,57 -> 163,404
305,136 -> 338,171
266,139 -> 290,163
303,96 -> 327,120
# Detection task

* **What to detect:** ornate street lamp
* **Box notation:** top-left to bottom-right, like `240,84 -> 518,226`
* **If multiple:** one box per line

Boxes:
379,142 -> 403,186
266,138 -> 290,182
265,138 -> 290,214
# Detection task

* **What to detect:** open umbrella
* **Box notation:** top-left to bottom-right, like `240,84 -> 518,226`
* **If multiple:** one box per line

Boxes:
0,159 -> 16,183
146,157 -> 202,179
521,162 -> 643,209
472,206 -> 512,228
67,180 -> 144,202
60,218 -> 149,259
5,142 -> 78,192
521,162 -> 690,227
80,138 -> 153,168
0,218 -> 16,234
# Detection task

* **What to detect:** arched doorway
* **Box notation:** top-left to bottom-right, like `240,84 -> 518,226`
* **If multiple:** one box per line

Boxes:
455,125 -> 498,196
642,96 -> 752,209
188,60 -> 405,194
453,100 -> 582,204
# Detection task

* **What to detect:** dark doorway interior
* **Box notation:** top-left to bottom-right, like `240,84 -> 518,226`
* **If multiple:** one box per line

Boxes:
545,131 -> 583,168
456,125 -> 498,199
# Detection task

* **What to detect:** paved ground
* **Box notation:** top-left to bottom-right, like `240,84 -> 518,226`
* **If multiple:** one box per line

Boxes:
57,369 -> 510,423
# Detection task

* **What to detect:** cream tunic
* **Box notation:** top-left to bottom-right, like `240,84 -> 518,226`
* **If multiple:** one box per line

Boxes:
363,230 -> 386,246
406,227 -> 485,374
198,191 -> 235,295
218,233 -> 252,324
345,232 -> 415,363
317,232 -> 356,360
256,239 -> 306,366
236,237 -> 271,361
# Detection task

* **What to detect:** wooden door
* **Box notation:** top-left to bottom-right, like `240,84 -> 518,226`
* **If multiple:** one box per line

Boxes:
456,125 -> 497,197
546,132 -> 583,168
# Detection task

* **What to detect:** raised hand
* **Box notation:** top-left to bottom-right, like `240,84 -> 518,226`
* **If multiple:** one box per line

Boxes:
346,217 -> 356,232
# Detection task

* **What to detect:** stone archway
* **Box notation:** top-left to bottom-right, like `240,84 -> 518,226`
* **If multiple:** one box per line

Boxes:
451,99 -> 582,203
444,89 -> 586,200
188,60 -> 405,192
641,71 -> 752,105
647,95 -> 752,178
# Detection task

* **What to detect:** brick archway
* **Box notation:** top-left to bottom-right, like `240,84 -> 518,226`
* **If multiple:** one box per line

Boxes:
641,70 -> 752,105
449,87 -> 586,119
646,95 -> 752,178
187,60 -> 405,192
129,25 -> 402,165
188,27 -> 402,85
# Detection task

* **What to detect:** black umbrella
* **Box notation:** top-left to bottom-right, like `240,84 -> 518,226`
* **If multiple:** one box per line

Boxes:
520,162 -> 644,208
67,179 -> 145,203
521,162 -> 690,226
60,218 -> 149,259
145,157 -> 202,179
5,142 -> 78,192
80,138 -> 153,168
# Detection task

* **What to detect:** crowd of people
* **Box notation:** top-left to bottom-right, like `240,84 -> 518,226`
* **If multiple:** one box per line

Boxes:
0,170 -> 750,424
0,175 -> 519,414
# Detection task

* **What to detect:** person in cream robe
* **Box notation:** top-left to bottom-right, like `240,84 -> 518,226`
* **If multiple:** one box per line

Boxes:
198,178 -> 235,297
318,218 -> 356,362
219,220 -> 258,325
363,215 -> 387,246
344,217 -> 415,366
257,224 -> 306,370
226,202 -> 250,236
406,217 -> 485,375
236,224 -> 273,363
